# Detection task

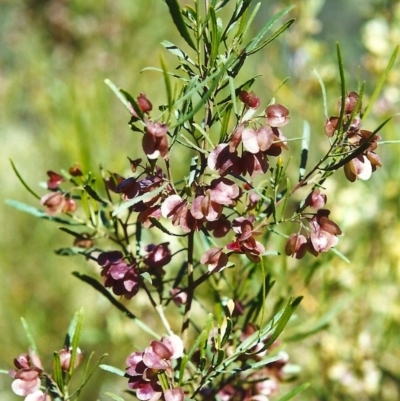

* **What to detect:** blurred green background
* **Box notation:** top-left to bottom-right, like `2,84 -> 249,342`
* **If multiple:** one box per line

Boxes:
1,0 -> 400,400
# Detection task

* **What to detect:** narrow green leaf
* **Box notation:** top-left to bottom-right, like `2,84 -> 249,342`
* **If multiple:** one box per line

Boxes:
104,393 -> 127,401
249,354 -> 287,370
313,69 -> 328,118
276,383 -> 310,401
112,182 -> 168,216
330,247 -> 350,263
148,217 -> 187,237
245,6 -> 294,54
20,318 -> 38,355
141,66 -> 186,81
237,2 -> 261,40
100,364 -> 126,377
104,79 -> 129,109
264,296 -> 303,348
52,352 -> 64,391
209,7 -> 222,66
67,308 -> 84,379
140,272 -> 152,284
161,40 -> 195,65
55,247 -> 93,256
246,19 -> 295,55
336,43 -> 346,136
160,54 -> 173,113
193,123 -> 215,148
179,313 -> 213,384
83,185 -> 108,206
363,45 -> 399,121
219,103 -> 232,142
10,159 -> 40,200
165,0 -> 196,50
72,352 -> 108,399
228,76 -> 238,116
72,272 -> 159,338
172,56 -> 235,128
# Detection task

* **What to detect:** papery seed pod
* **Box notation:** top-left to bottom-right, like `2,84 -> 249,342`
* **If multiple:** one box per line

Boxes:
324,116 -> 339,137
265,104 -> 290,127
338,91 -> 360,114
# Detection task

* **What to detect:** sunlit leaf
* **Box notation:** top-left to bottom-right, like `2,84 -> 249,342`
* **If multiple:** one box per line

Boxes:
165,0 -> 196,50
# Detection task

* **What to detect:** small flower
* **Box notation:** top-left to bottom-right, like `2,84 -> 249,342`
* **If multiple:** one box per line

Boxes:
305,189 -> 327,210
164,388 -> 185,401
344,154 -> 373,182
205,214 -> 231,238
58,347 -> 83,372
97,251 -> 140,299
170,288 -> 188,306
137,93 -> 153,114
142,121 -> 169,160
143,243 -> 172,271
9,350 -> 43,398
338,91 -> 359,115
143,335 -> 183,371
309,210 -> 342,253
40,192 -> 65,215
191,191 -> 223,222
228,217 -> 265,263
242,126 -> 274,154
68,163 -> 83,176
161,195 -> 192,233
208,143 -> 242,176
46,171 -> 63,189
200,247 -> 229,272
324,116 -> 339,137
285,233 -> 308,259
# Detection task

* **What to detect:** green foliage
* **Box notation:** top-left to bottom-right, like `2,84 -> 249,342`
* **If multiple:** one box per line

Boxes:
2,1 -> 400,401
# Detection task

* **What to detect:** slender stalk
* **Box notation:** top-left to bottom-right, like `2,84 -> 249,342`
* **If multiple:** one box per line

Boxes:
181,231 -> 195,345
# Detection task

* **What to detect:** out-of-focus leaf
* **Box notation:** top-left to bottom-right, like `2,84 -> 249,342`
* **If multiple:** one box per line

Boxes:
165,0 -> 196,50
5,200 -> 80,225
10,159 -> 40,200
104,393 -> 127,401
246,19 -> 295,55
100,364 -> 126,377
313,69 -> 328,118
276,383 -> 311,401
140,272 -> 152,284
74,352 -> 108,398
20,318 -> 38,355
245,6 -> 294,54
329,247 -> 350,263
362,45 -> 399,121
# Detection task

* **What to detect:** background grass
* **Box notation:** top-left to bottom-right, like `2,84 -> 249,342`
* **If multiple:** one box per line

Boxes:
1,0 -> 400,400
